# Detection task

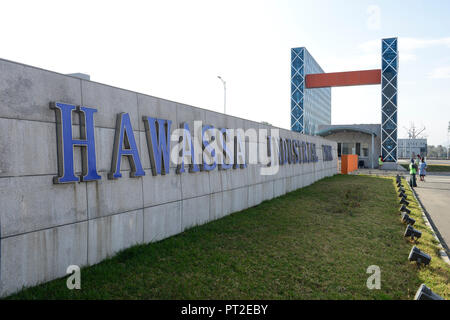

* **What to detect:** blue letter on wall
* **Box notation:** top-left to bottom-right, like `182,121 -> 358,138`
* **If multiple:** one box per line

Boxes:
202,125 -> 217,171
176,122 -> 200,174
109,113 -> 145,179
50,102 -> 101,183
143,117 -> 172,176
218,128 -> 233,170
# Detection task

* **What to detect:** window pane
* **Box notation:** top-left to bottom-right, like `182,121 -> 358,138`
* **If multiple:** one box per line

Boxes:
342,143 -> 354,155
362,143 -> 369,157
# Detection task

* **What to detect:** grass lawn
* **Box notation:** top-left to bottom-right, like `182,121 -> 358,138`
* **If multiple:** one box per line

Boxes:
400,164 -> 450,172
6,175 -> 450,300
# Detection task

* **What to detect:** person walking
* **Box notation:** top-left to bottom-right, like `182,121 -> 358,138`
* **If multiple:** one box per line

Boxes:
409,159 -> 418,188
378,156 -> 383,169
419,157 -> 427,182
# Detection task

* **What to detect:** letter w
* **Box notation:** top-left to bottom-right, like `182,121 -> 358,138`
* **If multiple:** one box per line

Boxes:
143,117 -> 172,175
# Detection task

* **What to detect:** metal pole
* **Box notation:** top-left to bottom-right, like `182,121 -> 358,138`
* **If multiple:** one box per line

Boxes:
371,133 -> 374,169
447,121 -> 450,159
217,76 -> 226,114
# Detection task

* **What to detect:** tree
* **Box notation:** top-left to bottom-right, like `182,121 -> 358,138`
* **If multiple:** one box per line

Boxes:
427,145 -> 449,159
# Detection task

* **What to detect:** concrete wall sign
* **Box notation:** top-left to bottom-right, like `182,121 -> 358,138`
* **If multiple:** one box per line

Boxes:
0,58 -> 337,296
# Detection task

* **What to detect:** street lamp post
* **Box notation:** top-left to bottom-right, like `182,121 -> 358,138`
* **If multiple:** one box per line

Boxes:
447,121 -> 450,160
217,76 -> 226,114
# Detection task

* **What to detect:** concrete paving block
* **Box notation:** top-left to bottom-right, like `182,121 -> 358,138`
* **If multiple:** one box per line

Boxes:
87,171 -> 144,219
176,103 -> 206,124
81,80 -> 139,129
204,109 -> 231,131
142,169 -> 182,207
0,59 -> 82,123
262,181 -> 275,201
180,171 -> 210,199
314,171 -> 320,182
0,221 -> 88,297
240,124 -> 259,144
256,163 -> 271,183
0,118 -> 83,177
272,162 -> 286,181
242,117 -> 263,132
137,94 -> 178,131
208,170 -> 224,194
246,164 -> 264,185
328,167 -> 334,177
182,195 -> 210,230
245,141 -> 258,166
209,192 -> 224,221
306,172 -> 314,186
0,118 -> 54,176
248,183 -> 263,208
222,166 -> 249,191
0,175 -> 87,237
88,210 -> 143,265
292,160 -> 304,176
139,130 -> 178,171
144,201 -> 182,243
293,175 -> 303,190
302,173 -> 310,187
230,187 -> 249,213
95,126 -> 141,173
285,163 -> 296,179
303,162 -> 314,175
274,178 -> 286,198
298,173 -> 306,189
228,116 -> 245,134
221,190 -> 233,217
285,176 -> 295,193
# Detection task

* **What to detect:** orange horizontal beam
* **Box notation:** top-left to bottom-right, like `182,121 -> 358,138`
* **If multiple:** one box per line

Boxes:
305,69 -> 381,88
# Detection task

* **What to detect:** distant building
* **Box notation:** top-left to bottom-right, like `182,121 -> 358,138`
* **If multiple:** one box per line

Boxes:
317,124 -> 381,169
398,139 -> 427,159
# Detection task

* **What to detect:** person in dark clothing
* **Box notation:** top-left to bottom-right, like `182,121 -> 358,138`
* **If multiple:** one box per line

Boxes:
409,159 -> 418,188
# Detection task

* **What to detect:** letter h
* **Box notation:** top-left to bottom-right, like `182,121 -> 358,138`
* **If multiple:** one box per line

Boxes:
50,102 -> 101,183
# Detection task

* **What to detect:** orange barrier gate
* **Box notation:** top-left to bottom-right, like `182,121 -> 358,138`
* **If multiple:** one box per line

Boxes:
341,155 -> 359,174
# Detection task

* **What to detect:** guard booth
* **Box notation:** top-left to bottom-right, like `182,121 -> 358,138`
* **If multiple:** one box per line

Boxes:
317,125 -> 381,169
341,154 -> 359,174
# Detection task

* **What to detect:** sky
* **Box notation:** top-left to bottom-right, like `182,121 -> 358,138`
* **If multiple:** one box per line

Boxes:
1,0 -> 449,145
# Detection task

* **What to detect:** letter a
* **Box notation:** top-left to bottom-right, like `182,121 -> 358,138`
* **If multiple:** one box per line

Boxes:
109,113 -> 145,179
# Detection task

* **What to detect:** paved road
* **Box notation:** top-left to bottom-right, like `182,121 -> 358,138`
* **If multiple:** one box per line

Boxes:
413,174 -> 450,252
427,160 -> 450,165
399,159 -> 450,165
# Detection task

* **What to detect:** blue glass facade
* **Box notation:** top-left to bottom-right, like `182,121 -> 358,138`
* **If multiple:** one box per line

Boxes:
291,48 -> 331,135
381,38 -> 398,162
